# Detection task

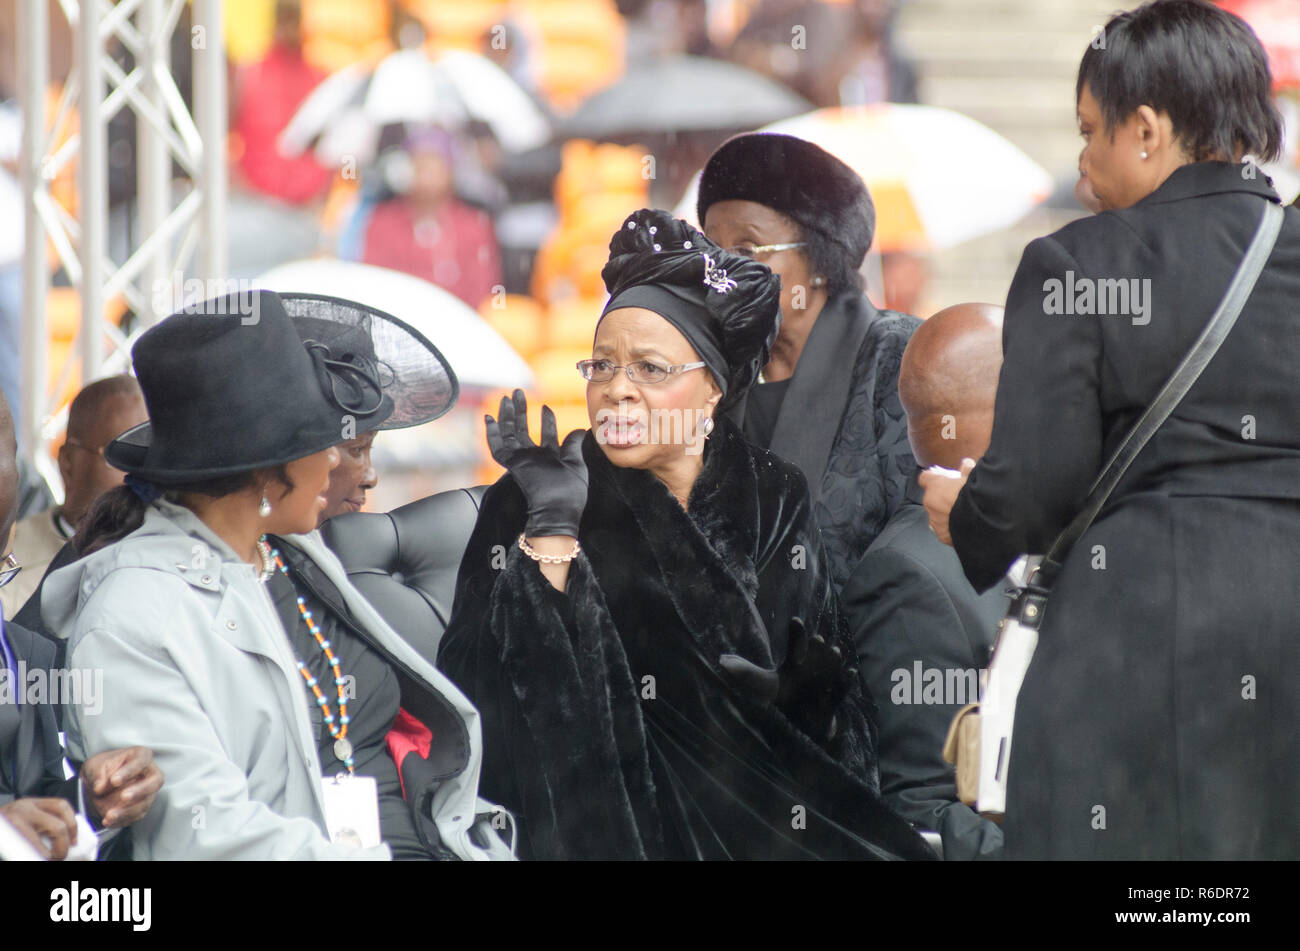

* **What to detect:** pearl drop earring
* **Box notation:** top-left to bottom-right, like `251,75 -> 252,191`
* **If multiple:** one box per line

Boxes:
259,495 -> 272,517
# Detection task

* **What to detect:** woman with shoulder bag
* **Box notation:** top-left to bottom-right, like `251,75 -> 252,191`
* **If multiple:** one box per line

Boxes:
920,0 -> 1300,860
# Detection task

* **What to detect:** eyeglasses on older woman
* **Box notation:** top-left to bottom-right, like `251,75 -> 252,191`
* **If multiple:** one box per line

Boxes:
576,358 -> 708,385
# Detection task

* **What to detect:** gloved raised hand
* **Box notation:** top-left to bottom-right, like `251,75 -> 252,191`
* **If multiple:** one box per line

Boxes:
718,617 -> 856,748
486,389 -> 589,538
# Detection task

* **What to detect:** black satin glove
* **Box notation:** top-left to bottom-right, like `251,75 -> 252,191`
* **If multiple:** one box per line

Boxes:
485,389 -> 589,538
718,617 -> 856,749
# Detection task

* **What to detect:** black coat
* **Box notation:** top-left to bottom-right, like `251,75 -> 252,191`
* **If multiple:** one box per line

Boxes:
950,162 -> 1300,859
730,291 -> 919,592
840,473 -> 1006,859
438,417 -> 933,860
0,620 -> 74,806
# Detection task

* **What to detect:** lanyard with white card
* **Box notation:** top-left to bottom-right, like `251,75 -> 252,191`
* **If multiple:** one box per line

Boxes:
321,772 -> 381,848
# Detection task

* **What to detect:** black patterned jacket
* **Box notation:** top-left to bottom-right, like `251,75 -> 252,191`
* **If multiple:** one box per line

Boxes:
735,291 -> 920,592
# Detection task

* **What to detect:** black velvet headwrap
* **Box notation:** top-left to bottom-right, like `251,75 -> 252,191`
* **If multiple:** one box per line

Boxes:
598,209 -> 782,412
600,284 -> 729,394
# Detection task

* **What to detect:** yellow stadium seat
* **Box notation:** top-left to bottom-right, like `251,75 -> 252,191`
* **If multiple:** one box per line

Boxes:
569,243 -> 616,298
480,294 -> 546,358
300,0 -> 392,71
515,0 -> 624,107
545,297 -> 602,350
44,288 -> 130,405
546,400 -> 591,440
531,347 -> 589,404
224,0 -> 276,66
411,0 -> 504,49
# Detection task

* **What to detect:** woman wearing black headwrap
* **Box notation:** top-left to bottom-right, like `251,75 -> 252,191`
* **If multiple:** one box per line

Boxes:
698,133 -> 920,592
438,209 -> 932,860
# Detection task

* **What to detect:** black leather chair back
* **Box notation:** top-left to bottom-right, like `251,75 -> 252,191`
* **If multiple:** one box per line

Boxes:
319,485 -> 487,666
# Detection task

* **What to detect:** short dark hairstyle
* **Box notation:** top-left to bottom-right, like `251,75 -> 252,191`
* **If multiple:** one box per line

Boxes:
1077,0 -> 1282,163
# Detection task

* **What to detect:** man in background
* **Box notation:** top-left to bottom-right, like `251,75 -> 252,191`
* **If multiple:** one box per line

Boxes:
2,376 -> 146,618
840,302 -> 1007,860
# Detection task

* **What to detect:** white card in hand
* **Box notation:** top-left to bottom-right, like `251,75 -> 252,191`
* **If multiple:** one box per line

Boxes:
321,774 -> 381,849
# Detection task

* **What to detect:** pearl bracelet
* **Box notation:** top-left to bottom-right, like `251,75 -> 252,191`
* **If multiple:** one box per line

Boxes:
517,533 -> 581,564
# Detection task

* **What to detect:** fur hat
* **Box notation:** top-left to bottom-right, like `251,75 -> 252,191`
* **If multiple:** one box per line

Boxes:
696,132 -> 875,270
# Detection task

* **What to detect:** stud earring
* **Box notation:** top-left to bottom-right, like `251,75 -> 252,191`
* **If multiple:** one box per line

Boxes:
259,495 -> 272,517
1140,150 -> 1148,160
811,276 -> 825,287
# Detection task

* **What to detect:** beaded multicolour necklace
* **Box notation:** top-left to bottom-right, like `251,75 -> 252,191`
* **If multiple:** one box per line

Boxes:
270,546 -> 355,774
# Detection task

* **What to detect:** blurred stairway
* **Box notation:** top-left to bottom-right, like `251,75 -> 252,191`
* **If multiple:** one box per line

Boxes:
894,0 -> 1115,311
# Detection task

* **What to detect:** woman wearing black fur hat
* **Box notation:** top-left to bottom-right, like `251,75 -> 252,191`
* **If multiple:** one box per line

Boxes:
698,132 -> 920,592
439,209 -> 932,860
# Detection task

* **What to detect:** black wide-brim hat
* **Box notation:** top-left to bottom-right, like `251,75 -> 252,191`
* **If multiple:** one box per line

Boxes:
279,293 -> 458,432
106,289 -> 417,484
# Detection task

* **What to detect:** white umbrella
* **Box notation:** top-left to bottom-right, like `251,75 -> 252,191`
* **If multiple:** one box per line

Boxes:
279,48 -> 551,166
255,259 -> 533,392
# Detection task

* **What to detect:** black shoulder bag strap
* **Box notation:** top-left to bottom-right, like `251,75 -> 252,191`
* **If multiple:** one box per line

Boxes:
1015,200 -> 1284,624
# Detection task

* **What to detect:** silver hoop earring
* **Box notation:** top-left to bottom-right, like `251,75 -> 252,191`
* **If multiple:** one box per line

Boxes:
700,416 -> 715,437
259,495 -> 272,518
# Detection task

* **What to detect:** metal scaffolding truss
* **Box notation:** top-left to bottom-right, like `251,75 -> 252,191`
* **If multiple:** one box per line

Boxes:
17,0 -> 227,467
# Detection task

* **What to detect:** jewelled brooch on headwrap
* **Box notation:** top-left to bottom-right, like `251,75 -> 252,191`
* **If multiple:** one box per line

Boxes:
702,253 -> 738,294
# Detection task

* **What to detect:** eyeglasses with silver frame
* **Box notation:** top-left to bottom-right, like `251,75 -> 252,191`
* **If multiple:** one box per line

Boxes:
577,359 -> 708,385
724,241 -> 807,260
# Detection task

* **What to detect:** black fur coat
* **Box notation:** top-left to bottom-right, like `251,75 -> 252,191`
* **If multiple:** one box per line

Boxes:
438,417 -> 932,860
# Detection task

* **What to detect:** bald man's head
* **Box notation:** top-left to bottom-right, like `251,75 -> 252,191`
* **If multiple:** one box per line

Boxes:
58,375 -> 148,526
899,303 -> 1003,470
65,375 -> 143,445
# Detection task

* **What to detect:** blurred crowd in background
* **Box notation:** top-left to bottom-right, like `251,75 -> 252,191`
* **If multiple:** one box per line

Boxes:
1,0 -> 1297,510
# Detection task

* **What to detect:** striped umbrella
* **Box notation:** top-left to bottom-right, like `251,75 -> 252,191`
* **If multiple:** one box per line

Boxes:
676,104 -> 1054,253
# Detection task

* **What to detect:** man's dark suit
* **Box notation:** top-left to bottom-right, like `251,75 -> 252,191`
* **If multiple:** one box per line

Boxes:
0,618 -> 75,805
841,472 -> 1007,859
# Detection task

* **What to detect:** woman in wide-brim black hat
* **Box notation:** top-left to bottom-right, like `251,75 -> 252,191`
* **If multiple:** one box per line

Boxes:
43,289 -> 512,860
697,132 -> 921,594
